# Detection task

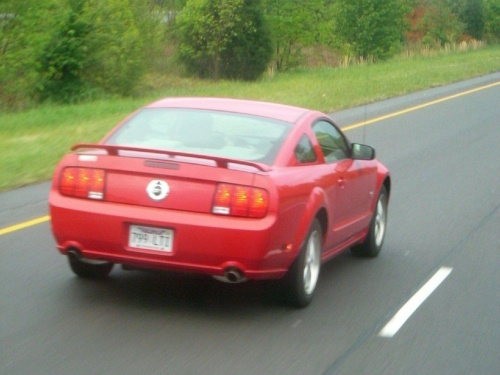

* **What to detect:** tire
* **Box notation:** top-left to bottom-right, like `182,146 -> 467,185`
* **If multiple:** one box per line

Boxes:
352,185 -> 388,257
285,219 -> 322,308
68,253 -> 114,279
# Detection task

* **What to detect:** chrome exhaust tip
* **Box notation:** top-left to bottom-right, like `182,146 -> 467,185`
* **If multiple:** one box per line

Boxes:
67,248 -> 81,259
212,267 -> 247,283
225,267 -> 244,283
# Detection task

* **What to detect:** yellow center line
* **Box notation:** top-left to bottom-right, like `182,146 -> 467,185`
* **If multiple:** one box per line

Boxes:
342,81 -> 500,132
1,80 -> 499,236
0,215 -> 50,236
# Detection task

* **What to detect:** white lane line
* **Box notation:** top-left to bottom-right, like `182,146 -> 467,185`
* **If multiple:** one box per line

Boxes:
379,267 -> 453,338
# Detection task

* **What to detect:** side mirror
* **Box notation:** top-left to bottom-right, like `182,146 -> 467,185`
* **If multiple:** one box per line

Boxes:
352,143 -> 375,160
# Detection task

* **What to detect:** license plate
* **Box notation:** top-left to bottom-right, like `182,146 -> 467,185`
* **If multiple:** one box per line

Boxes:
128,225 -> 173,252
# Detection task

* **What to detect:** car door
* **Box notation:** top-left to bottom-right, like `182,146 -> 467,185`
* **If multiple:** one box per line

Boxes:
312,120 -> 376,247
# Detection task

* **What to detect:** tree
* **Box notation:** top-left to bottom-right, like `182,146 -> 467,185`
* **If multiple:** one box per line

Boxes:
176,0 -> 272,80
35,0 -> 144,102
334,0 -> 407,60
129,0 -> 173,72
416,0 -> 464,46
263,0 -> 329,71
461,0 -> 486,39
0,0 -> 63,108
484,0 -> 500,42
80,0 -> 144,95
218,1 -> 272,80
37,1 -> 89,102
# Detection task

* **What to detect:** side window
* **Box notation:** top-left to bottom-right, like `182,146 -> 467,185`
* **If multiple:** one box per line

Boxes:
312,120 -> 349,163
294,134 -> 317,163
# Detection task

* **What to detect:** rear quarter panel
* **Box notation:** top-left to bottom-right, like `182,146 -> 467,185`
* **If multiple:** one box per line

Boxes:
260,165 -> 332,268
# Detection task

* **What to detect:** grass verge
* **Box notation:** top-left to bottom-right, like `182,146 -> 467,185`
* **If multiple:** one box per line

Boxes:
1,45 -> 499,192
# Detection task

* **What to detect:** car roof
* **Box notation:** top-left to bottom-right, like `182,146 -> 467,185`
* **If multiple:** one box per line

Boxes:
146,97 -> 312,123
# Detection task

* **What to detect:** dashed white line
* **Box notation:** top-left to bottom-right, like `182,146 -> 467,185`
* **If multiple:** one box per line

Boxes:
379,267 -> 453,338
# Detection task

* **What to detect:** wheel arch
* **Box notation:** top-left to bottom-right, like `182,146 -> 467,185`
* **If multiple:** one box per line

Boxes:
383,175 -> 391,200
373,163 -> 391,211
289,187 -> 328,264
315,207 -> 328,242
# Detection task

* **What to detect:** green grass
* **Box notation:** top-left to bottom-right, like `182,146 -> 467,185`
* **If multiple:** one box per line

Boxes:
1,45 -> 499,192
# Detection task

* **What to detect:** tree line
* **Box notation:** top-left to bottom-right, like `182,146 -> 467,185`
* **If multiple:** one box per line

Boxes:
1,0 -> 499,109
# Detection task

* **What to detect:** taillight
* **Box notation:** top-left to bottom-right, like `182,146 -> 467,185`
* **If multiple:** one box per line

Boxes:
212,183 -> 269,218
59,167 -> 105,200
232,186 -> 251,216
249,187 -> 269,218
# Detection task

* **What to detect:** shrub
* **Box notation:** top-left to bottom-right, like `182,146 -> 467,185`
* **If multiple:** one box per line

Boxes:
176,0 -> 272,80
0,1 -> 62,108
460,0 -> 486,40
334,0 -> 407,60
37,4 -> 89,102
263,0 -> 330,71
81,0 -> 145,96
484,0 -> 500,42
36,0 -> 145,103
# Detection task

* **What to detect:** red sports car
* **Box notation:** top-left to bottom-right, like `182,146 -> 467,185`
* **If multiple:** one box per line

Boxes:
49,98 -> 390,307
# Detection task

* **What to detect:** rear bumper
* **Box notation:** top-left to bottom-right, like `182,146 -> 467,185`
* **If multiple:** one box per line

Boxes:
49,193 -> 291,280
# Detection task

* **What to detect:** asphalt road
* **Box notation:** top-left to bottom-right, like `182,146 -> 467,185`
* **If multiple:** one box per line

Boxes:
1,73 -> 499,375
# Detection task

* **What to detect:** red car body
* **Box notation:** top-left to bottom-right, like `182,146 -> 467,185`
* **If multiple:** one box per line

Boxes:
49,98 -> 390,306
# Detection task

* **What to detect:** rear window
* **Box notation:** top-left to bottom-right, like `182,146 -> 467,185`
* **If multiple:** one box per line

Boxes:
106,108 -> 292,165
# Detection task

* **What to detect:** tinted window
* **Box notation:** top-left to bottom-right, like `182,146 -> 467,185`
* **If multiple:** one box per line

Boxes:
106,108 -> 292,165
312,120 -> 349,163
294,135 -> 317,163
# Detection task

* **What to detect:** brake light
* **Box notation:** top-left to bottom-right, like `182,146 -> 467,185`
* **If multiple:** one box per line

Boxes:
249,187 -> 269,218
59,167 -> 105,200
232,186 -> 251,216
213,183 -> 269,218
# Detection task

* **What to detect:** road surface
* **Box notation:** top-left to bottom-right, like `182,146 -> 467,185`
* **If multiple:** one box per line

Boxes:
1,72 -> 499,374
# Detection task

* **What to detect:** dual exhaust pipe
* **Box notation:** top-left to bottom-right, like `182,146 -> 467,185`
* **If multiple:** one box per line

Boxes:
69,248 -> 246,283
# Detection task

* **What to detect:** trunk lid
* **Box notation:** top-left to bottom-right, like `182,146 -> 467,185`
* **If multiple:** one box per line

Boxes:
70,145 -> 269,214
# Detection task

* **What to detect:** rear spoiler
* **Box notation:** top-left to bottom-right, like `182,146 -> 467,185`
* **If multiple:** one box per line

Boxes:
71,143 -> 272,172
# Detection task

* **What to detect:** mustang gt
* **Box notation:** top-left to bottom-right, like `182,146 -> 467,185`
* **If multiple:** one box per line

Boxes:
49,98 -> 390,307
